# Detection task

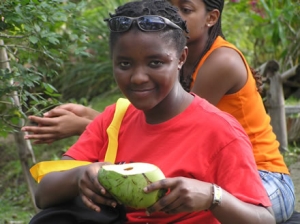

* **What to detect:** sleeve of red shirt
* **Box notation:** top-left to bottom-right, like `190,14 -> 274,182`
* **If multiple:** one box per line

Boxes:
208,134 -> 271,207
64,104 -> 116,162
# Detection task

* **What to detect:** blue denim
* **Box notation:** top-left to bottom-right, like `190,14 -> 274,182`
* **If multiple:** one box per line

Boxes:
259,170 -> 295,223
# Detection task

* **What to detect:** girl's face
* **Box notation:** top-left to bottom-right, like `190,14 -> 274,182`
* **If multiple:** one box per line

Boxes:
169,0 -> 210,44
112,29 -> 186,112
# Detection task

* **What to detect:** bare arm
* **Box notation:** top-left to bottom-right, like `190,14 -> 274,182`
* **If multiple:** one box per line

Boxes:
34,156 -> 116,211
191,47 -> 248,106
145,178 -> 275,224
212,188 -> 274,224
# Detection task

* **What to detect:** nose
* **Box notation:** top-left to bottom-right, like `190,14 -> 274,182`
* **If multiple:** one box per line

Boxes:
130,66 -> 149,85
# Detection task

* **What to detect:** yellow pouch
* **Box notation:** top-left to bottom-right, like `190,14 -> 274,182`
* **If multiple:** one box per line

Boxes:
30,98 -> 130,183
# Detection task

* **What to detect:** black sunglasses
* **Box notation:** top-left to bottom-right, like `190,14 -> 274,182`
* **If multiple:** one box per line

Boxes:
107,15 -> 182,32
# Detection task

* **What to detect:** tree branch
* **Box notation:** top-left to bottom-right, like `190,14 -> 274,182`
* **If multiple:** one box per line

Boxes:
0,44 -> 56,60
0,60 -> 10,63
0,116 -> 22,129
0,34 -> 27,39
0,100 -> 14,105
0,44 -> 42,53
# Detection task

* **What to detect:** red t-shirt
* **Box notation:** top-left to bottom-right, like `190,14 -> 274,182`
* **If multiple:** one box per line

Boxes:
65,95 -> 271,223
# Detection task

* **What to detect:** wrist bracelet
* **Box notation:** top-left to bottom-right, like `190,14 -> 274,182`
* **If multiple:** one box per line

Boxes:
208,184 -> 222,211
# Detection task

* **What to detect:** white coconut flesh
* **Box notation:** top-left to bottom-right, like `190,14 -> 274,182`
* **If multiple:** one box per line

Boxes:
98,162 -> 166,209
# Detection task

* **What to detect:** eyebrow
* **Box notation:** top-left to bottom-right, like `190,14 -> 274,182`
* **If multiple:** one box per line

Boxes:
178,0 -> 194,3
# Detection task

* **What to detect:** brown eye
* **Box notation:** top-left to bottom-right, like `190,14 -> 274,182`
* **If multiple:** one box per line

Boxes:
118,61 -> 131,70
181,7 -> 192,14
149,61 -> 163,67
120,62 -> 130,67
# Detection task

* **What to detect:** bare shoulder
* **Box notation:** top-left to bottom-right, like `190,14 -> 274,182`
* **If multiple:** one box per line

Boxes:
192,46 -> 248,104
198,46 -> 248,91
203,46 -> 247,74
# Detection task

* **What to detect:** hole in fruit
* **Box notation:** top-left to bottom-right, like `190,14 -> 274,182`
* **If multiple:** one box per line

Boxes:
124,167 -> 133,171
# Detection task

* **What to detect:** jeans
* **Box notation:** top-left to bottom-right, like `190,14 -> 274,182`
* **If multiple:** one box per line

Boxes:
259,170 -> 295,223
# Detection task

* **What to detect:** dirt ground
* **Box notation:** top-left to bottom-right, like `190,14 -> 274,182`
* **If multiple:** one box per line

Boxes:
289,157 -> 300,211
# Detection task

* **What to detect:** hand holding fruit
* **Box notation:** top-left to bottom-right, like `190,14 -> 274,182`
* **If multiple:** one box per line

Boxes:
98,163 -> 166,209
145,177 -> 213,215
77,162 -> 118,212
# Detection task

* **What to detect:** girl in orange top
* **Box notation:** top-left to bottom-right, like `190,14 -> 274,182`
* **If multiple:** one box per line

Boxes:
169,0 -> 295,222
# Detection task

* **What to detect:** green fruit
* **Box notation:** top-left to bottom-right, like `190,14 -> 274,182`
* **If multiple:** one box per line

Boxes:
98,162 -> 166,209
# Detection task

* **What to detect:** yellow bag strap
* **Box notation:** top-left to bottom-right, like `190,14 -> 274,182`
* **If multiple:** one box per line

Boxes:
30,98 -> 130,183
105,98 -> 130,163
30,160 -> 92,183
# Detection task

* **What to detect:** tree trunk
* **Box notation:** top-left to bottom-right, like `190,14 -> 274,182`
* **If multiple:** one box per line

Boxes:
0,40 -> 39,212
264,60 -> 288,152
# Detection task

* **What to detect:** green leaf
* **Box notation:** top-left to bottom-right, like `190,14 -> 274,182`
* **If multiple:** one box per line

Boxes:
47,36 -> 60,45
43,83 -> 58,93
29,36 -> 39,44
52,12 -> 68,22
250,14 -> 265,23
271,23 -> 280,46
34,23 -> 41,32
260,0 -> 273,20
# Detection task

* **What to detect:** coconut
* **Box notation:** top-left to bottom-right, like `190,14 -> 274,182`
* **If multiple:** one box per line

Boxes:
98,162 -> 166,209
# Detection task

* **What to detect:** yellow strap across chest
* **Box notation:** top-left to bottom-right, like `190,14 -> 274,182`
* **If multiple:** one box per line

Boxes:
30,98 -> 130,183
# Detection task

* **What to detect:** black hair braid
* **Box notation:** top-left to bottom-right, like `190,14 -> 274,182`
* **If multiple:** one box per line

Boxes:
107,0 -> 189,57
198,0 -> 225,60
181,0 -> 225,92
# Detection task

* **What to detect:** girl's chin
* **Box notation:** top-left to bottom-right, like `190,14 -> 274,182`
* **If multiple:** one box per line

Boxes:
130,100 -> 156,111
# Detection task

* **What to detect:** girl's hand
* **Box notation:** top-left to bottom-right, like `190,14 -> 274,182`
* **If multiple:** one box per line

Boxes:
77,162 -> 118,212
53,103 -> 100,120
144,177 -> 212,215
21,104 -> 100,144
22,108 -> 91,144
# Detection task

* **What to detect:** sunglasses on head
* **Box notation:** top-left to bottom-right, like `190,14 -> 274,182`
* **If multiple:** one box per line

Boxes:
107,15 -> 183,32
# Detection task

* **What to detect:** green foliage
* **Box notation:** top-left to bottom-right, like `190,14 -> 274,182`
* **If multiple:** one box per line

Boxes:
0,0 -> 90,135
0,140 -> 34,223
251,0 -> 300,70
0,92 -> 124,223
284,143 -> 300,167
0,0 -> 131,135
224,0 -> 300,71
52,0 -> 129,101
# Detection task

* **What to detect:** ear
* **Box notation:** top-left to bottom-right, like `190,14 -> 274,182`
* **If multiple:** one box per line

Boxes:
178,46 -> 188,70
206,9 -> 220,27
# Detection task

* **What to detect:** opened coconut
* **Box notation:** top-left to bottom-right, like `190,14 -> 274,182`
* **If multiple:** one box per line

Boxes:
98,162 -> 166,209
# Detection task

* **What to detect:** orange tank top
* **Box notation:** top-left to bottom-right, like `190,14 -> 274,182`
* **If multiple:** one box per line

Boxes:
192,36 -> 289,174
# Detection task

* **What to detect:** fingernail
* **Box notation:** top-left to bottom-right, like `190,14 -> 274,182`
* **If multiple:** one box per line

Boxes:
112,202 -> 117,208
145,211 -> 150,216
143,187 -> 148,192
43,112 -> 49,116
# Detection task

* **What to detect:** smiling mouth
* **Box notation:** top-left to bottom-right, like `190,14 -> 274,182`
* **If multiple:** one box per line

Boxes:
131,88 -> 155,92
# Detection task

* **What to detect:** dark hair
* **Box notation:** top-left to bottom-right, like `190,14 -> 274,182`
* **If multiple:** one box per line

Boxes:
106,0 -> 188,57
180,0 -> 262,93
